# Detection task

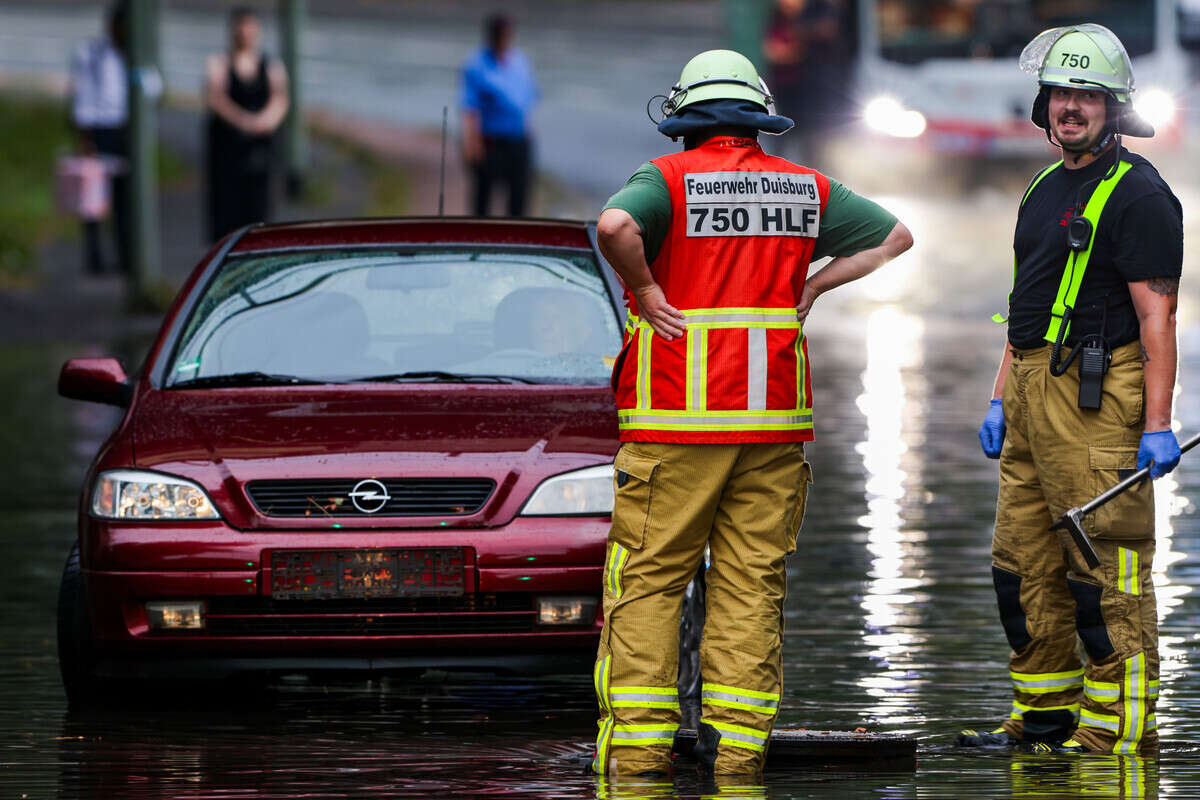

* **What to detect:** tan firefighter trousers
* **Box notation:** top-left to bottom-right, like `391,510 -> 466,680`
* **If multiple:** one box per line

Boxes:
592,441 -> 811,776
993,340 -> 1158,754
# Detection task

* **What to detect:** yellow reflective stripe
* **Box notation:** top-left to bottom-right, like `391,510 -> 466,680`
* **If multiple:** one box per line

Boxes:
702,683 -> 780,701
1010,668 -> 1084,693
1080,708 -> 1121,733
594,716 -> 614,772
1114,653 -> 1148,754
620,409 -> 813,432
1010,700 -> 1079,720
1149,679 -> 1160,699
1118,548 -> 1140,595
1085,678 -> 1121,702
611,723 -> 678,746
606,544 -> 629,599
594,656 -> 611,712
681,307 -> 797,316
795,332 -> 807,411
610,685 -> 680,709
635,330 -> 652,410
1146,714 -> 1157,732
624,314 -> 638,335
1044,161 -> 1133,343
708,721 -> 768,751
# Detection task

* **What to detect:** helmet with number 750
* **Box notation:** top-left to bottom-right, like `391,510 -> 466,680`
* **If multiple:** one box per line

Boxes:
1020,23 -> 1154,138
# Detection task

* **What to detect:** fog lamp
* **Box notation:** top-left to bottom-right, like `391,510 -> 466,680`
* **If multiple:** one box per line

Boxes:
146,601 -> 205,631
536,596 -> 597,626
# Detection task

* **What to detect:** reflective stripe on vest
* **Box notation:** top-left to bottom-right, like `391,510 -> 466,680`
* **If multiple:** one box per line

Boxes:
621,308 -> 811,434
1044,160 -> 1134,343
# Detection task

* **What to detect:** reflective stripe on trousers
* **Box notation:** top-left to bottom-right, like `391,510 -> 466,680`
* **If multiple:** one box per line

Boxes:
1010,668 -> 1085,694
702,683 -> 780,714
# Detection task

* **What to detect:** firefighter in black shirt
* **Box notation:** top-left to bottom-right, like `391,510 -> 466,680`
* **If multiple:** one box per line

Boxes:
959,24 -> 1182,754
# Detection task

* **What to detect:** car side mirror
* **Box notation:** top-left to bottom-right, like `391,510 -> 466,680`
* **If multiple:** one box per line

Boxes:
59,358 -> 132,407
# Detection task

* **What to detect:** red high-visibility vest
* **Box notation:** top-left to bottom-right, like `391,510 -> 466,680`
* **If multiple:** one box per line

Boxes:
612,137 -> 829,443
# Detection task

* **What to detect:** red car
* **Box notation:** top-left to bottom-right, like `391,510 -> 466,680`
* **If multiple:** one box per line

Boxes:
57,218 -> 625,704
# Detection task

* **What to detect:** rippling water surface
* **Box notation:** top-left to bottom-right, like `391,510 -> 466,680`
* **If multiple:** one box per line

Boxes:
3,190 -> 1200,799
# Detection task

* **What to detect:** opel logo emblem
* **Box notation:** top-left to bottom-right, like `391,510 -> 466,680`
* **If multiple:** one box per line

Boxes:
348,479 -> 391,514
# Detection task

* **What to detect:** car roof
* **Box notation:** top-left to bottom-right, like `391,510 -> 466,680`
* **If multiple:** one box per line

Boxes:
229,217 -> 596,254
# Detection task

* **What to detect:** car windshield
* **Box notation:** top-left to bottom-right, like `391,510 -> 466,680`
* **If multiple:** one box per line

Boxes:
165,246 -> 623,387
875,0 -> 1155,64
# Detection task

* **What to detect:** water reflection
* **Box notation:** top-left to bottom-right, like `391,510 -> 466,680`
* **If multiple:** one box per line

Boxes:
854,306 -> 929,727
1008,752 -> 1157,798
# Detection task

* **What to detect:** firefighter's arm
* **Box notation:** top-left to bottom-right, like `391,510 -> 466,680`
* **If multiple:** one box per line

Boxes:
1129,277 -> 1179,432
596,208 -> 686,341
795,220 -> 912,323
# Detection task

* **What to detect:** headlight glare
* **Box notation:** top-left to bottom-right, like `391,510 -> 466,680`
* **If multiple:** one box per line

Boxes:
1134,87 -> 1176,129
91,469 -> 220,520
864,96 -> 927,138
521,464 -> 614,516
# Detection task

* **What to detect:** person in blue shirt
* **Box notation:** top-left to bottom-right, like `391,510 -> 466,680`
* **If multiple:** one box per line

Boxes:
460,14 -> 539,217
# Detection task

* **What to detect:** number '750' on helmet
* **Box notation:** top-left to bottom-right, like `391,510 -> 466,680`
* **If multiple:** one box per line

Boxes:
1020,23 -> 1154,138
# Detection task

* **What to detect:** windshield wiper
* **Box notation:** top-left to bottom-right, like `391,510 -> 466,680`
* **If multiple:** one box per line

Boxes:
352,370 -> 537,384
171,371 -> 331,389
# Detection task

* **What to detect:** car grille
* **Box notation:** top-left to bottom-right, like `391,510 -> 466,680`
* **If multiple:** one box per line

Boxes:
245,478 -> 496,517
204,594 -> 538,637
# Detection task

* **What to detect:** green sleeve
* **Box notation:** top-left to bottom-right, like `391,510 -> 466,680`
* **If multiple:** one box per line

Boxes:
602,162 -> 671,265
811,180 -> 899,261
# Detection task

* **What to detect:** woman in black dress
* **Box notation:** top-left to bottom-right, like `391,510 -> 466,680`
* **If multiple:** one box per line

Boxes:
205,6 -> 289,242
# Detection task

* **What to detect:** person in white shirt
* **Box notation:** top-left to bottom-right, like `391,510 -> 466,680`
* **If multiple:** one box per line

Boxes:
68,2 -> 130,276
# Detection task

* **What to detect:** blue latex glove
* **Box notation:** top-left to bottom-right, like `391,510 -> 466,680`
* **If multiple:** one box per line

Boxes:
979,398 -> 1005,459
1138,430 -> 1181,479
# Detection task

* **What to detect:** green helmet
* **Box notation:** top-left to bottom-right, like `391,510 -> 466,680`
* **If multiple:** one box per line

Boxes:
1020,23 -> 1154,137
663,49 -> 776,117
1021,23 -> 1134,101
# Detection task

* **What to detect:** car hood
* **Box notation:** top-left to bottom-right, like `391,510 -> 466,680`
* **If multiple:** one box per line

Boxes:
131,384 -> 619,529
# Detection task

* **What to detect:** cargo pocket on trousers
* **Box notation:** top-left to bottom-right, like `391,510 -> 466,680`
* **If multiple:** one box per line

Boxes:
609,447 -> 661,551
784,461 -> 813,555
1087,446 -> 1154,539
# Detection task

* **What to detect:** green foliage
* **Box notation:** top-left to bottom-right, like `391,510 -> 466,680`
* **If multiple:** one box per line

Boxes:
0,94 -> 74,280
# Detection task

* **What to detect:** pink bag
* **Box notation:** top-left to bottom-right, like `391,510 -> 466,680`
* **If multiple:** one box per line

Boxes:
55,156 -> 111,220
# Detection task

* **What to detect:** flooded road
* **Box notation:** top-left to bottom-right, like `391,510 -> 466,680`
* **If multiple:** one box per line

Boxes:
3,177 -> 1200,798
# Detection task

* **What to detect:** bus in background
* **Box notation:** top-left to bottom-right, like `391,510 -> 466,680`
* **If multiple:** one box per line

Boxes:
854,0 -> 1197,156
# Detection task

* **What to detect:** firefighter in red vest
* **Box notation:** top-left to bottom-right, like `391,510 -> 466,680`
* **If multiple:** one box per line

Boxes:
591,49 -> 913,777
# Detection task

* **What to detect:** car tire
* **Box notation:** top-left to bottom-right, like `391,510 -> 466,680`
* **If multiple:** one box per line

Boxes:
56,541 -> 107,708
677,564 -> 706,730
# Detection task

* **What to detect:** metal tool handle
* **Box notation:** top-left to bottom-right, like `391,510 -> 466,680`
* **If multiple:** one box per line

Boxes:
1081,431 -> 1200,516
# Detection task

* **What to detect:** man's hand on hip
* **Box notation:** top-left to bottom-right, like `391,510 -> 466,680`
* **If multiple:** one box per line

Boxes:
633,283 -> 686,341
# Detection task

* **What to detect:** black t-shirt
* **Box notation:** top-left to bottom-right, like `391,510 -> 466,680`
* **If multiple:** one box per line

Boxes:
1008,149 -> 1183,350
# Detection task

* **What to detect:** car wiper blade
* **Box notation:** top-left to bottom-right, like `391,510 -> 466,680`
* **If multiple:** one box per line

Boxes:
352,371 -> 536,384
171,371 -> 330,388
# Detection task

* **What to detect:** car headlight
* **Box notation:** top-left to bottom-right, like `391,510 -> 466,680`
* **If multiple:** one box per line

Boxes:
91,469 -> 220,520
521,464 -> 614,516
863,96 -> 927,138
1134,87 -> 1176,129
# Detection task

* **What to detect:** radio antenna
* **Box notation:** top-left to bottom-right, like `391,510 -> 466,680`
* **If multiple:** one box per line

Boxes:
438,105 -> 448,216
